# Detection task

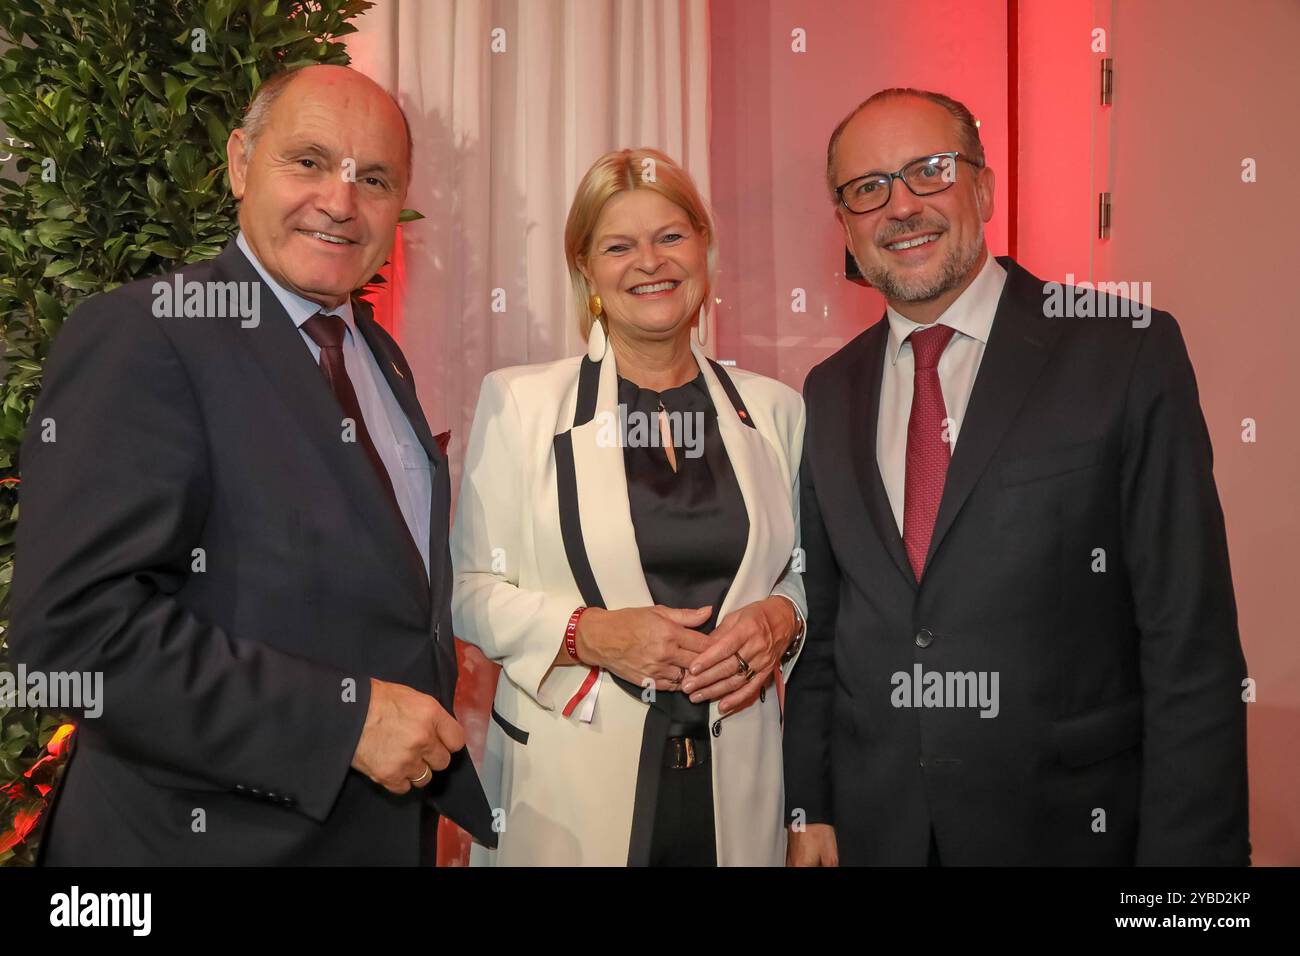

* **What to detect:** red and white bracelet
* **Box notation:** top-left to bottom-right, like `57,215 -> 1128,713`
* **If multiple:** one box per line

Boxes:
564,606 -> 588,663
561,606 -> 602,721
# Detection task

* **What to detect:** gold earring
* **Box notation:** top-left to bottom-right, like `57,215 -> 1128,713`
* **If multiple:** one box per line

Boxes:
588,294 -> 603,317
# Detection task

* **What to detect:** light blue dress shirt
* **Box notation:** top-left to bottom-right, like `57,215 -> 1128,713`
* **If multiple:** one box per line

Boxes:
236,232 -> 432,580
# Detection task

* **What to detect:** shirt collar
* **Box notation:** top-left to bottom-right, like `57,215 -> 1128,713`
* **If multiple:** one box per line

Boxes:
236,231 -> 355,336
884,252 -> 1007,366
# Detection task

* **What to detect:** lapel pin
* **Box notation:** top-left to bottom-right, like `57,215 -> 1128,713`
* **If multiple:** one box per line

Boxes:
391,361 -> 406,380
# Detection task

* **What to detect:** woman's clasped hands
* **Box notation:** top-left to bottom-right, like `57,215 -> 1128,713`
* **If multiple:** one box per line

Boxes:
574,597 -> 798,714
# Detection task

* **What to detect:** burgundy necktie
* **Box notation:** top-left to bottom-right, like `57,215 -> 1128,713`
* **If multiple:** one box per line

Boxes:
903,323 -> 958,581
301,312 -> 424,575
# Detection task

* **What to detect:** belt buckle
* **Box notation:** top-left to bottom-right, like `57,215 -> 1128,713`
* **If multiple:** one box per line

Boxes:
668,735 -> 698,770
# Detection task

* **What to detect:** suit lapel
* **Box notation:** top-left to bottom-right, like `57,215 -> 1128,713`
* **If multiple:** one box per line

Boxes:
556,341 -> 792,618
923,256 -> 1064,571
353,301 -> 444,473
352,300 -> 446,618
695,344 -> 793,621
213,243 -> 430,611
850,321 -> 917,588
563,346 -> 654,610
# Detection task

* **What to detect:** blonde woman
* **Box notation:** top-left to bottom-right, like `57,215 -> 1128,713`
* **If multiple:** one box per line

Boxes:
451,148 -> 806,866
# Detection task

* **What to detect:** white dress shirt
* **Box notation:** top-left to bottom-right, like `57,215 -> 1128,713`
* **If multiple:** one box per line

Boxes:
877,253 -> 1008,536
236,232 -> 432,579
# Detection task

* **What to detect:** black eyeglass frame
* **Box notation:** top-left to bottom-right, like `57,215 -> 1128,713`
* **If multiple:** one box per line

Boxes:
835,151 -> 985,215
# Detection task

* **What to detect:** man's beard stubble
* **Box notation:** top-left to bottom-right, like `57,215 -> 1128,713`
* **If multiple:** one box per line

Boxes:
857,224 -> 985,303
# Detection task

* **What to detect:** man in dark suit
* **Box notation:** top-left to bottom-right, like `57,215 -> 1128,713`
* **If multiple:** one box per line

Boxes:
10,65 -> 493,864
785,88 -> 1248,866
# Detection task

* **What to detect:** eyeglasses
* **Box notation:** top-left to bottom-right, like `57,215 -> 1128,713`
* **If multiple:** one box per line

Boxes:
835,151 -> 984,215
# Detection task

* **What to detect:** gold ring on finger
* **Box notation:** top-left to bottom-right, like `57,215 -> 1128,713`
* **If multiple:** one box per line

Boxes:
734,651 -> 750,676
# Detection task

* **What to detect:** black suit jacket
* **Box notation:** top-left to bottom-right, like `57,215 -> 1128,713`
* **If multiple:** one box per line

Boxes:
10,241 -> 495,864
785,255 -> 1249,865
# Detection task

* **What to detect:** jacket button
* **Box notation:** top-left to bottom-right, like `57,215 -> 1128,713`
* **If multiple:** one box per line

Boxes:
914,627 -> 934,648
711,719 -> 722,738
234,784 -> 246,792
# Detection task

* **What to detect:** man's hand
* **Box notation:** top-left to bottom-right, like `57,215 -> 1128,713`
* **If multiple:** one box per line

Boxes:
351,678 -> 466,794
787,823 -> 839,867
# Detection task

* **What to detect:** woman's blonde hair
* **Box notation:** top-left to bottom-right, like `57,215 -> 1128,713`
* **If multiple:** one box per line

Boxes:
563,147 -> 718,340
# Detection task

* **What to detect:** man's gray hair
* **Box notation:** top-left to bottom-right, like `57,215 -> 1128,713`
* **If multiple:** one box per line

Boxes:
239,66 -> 413,177
825,87 -> 985,198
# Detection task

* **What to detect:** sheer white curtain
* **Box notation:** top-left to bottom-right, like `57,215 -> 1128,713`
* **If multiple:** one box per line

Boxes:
346,0 -> 710,861
348,0 -> 711,473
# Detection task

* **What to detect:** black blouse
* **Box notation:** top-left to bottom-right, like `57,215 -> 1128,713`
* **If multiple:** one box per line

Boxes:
611,371 -> 750,734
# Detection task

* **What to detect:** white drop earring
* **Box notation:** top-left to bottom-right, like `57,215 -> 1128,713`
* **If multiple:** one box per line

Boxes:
693,300 -> 711,348
586,294 -> 608,361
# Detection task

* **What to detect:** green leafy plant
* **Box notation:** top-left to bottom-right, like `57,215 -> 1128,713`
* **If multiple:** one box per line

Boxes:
0,0 -> 374,867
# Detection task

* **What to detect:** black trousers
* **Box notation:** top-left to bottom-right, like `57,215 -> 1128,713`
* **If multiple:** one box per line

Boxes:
646,731 -> 717,867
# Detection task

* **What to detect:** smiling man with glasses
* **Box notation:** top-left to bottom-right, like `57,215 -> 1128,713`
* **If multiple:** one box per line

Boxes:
784,88 -> 1248,868
836,151 -> 983,213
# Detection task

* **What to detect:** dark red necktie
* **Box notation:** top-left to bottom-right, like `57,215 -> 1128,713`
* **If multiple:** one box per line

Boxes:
301,312 -> 424,575
903,323 -> 958,581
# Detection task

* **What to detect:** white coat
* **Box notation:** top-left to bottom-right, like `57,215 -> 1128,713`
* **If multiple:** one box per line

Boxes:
451,336 -> 806,865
